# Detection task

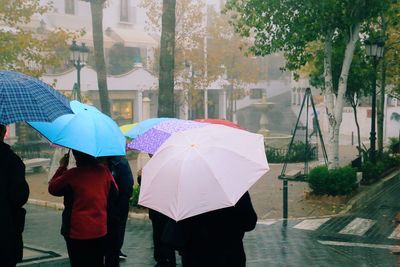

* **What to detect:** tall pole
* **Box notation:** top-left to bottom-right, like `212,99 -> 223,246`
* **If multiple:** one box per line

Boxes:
203,3 -> 208,118
369,59 -> 377,163
76,59 -> 82,102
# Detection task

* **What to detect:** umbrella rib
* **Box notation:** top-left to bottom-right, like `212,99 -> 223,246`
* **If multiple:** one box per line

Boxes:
175,146 -> 193,220
193,147 -> 236,206
144,145 -> 188,219
206,143 -> 268,169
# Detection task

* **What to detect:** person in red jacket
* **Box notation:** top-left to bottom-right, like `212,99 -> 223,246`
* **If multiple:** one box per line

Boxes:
49,150 -> 118,267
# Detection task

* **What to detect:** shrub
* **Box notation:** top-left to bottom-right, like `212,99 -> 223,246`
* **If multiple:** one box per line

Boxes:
129,185 -> 141,207
308,166 -> 357,196
266,141 -> 318,163
388,137 -> 400,154
361,161 -> 382,185
328,166 -> 357,196
361,154 -> 400,185
308,166 -> 329,195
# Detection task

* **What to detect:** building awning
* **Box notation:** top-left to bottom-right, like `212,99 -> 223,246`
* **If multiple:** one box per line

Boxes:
107,28 -> 158,48
78,32 -> 117,49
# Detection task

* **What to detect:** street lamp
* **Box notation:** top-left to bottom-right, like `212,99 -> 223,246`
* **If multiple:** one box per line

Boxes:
364,38 -> 384,162
69,40 -> 89,102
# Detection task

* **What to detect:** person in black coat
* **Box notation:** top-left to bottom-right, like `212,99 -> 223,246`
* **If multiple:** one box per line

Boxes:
106,155 -> 134,265
180,191 -> 257,267
0,124 -> 30,267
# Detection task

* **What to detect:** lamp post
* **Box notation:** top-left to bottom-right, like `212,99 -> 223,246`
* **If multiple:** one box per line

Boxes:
69,40 -> 89,102
365,39 -> 384,163
185,60 -> 194,119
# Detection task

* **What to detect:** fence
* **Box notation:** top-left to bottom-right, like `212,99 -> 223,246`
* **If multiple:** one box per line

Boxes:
12,141 -> 54,160
266,142 -> 319,163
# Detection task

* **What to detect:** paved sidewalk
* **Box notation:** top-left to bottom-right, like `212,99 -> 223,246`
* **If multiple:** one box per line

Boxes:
26,145 -> 360,221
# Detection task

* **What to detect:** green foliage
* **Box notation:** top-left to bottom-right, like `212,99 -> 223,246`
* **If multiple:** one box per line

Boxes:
309,38 -> 372,100
308,165 -> 357,196
361,161 -> 384,185
129,185 -> 141,207
0,0 -> 75,76
266,142 -> 318,163
126,150 -> 140,160
308,166 -> 329,195
225,0 -> 389,71
361,153 -> 400,184
388,137 -> 400,154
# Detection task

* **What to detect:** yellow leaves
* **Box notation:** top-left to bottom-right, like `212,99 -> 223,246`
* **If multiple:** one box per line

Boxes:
0,0 -> 76,76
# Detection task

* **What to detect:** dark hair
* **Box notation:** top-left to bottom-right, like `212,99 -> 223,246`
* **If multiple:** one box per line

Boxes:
0,124 -> 5,131
72,150 -> 98,167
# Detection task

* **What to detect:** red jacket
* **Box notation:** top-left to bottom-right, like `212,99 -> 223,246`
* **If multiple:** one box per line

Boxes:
49,165 -> 116,240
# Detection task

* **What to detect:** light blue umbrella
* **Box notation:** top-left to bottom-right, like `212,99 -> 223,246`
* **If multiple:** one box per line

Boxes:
124,117 -> 172,139
28,101 -> 125,157
0,70 -> 73,124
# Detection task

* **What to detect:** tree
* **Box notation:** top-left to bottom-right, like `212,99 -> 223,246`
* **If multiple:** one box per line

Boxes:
376,3 -> 400,155
141,0 -> 204,117
158,0 -> 176,117
309,39 -> 373,157
0,0 -> 74,77
81,0 -> 111,116
206,8 -> 259,121
225,0 -> 390,167
141,0 -> 260,119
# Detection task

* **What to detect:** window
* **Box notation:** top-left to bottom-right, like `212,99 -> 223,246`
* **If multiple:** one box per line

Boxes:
120,0 -> 129,22
112,100 -> 133,124
65,0 -> 75,15
250,89 -> 263,99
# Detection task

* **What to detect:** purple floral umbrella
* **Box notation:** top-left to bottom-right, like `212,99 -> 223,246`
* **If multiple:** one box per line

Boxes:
126,119 -> 208,154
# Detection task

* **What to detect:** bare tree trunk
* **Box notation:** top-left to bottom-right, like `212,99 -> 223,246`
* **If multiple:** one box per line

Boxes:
158,0 -> 176,117
378,57 -> 386,156
325,24 -> 360,168
324,33 -> 336,167
90,0 -> 110,116
378,14 -> 388,157
352,102 -> 362,157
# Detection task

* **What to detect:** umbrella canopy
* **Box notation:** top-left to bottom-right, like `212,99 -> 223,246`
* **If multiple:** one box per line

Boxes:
139,124 -> 269,221
29,100 -> 126,157
124,117 -> 171,139
126,118 -> 207,154
0,70 -> 73,124
120,123 -> 138,135
194,118 -> 245,130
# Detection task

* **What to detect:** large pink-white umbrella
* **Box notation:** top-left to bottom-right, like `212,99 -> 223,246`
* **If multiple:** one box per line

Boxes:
138,124 -> 269,221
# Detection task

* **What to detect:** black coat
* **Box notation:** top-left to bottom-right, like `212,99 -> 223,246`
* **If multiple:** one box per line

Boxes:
108,156 -> 134,204
179,191 -> 257,267
0,142 -> 29,265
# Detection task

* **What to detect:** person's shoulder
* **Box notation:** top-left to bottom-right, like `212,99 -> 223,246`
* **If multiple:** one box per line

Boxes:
0,143 -> 24,165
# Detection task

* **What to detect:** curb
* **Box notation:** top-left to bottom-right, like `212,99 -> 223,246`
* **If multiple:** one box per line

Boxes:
18,244 -> 69,267
27,199 -> 149,220
339,169 -> 400,214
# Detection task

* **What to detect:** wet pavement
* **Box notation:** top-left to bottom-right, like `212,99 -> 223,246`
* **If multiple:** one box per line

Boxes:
20,145 -> 400,266
21,175 -> 400,267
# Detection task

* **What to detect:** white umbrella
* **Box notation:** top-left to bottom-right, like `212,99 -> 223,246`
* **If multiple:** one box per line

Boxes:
138,124 -> 269,221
